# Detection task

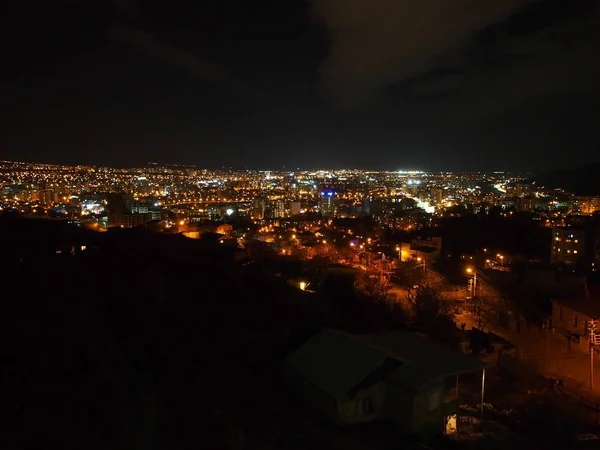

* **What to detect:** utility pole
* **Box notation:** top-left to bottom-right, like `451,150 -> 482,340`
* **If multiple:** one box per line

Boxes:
466,267 -> 477,314
590,320 -> 596,390
417,256 -> 427,285
480,368 -> 486,419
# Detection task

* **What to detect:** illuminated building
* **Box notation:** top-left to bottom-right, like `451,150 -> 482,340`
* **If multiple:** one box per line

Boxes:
108,212 -> 153,228
517,197 -> 534,212
107,193 -> 152,228
319,191 -> 336,218
551,227 -> 585,265
431,188 -> 443,205
37,189 -> 56,205
290,201 -> 302,216
578,196 -> 600,215
253,197 -> 268,219
274,200 -> 286,218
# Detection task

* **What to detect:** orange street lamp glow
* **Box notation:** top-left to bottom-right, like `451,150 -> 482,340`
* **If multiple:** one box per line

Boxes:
466,267 -> 473,274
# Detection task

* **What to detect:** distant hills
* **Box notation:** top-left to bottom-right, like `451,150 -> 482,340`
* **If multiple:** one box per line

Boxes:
531,162 -> 600,196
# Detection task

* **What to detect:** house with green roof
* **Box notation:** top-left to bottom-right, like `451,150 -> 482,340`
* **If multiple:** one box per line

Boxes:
284,328 -> 486,437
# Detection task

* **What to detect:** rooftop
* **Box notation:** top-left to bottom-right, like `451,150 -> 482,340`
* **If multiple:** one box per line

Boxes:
285,328 -> 486,398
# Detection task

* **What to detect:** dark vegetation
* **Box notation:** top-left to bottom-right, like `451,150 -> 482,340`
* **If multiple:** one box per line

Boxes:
2,214 -> 451,450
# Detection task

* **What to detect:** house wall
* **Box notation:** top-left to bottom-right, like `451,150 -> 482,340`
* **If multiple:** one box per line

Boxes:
382,382 -> 415,434
283,367 -> 339,422
337,382 -> 387,425
411,385 -> 446,437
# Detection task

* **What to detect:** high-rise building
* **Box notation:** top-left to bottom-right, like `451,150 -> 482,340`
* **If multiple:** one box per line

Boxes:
274,200 -> 286,218
290,201 -> 302,216
253,198 -> 268,219
405,182 -> 419,197
38,189 -> 56,205
107,193 -> 151,228
517,197 -> 534,212
431,188 -> 443,205
319,191 -> 336,218
362,197 -> 372,215
515,183 -> 524,198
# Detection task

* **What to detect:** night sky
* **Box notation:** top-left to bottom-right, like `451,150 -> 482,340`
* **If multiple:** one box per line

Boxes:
2,0 -> 599,171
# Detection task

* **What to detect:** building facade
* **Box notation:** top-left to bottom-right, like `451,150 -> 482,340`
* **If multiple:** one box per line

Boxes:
551,227 -> 585,265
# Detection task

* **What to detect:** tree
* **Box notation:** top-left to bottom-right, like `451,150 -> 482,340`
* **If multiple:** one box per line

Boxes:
406,285 -> 460,344
363,261 -> 394,301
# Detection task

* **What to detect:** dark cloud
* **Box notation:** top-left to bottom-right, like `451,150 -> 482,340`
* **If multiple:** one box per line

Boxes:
312,0 -> 524,108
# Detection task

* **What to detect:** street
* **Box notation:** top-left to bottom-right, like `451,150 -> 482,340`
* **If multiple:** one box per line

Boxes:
458,310 -> 600,396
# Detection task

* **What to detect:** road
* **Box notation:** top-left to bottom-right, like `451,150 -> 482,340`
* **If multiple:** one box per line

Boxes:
458,310 -> 600,395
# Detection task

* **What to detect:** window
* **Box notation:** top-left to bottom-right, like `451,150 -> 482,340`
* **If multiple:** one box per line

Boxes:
429,390 -> 443,411
574,250 -> 578,254
362,395 -> 375,415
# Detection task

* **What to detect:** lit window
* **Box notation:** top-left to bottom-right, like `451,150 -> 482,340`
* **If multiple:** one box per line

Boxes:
574,250 -> 578,254
575,240 -> 579,243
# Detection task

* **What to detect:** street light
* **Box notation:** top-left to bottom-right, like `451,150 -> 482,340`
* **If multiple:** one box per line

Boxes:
299,281 -> 307,291
497,253 -> 504,265
466,266 -> 477,289
395,246 -> 401,260
466,267 -> 477,310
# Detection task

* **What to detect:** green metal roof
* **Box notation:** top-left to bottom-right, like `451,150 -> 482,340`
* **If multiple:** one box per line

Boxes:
285,328 -> 486,397
360,330 -> 487,391
285,328 -> 388,399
